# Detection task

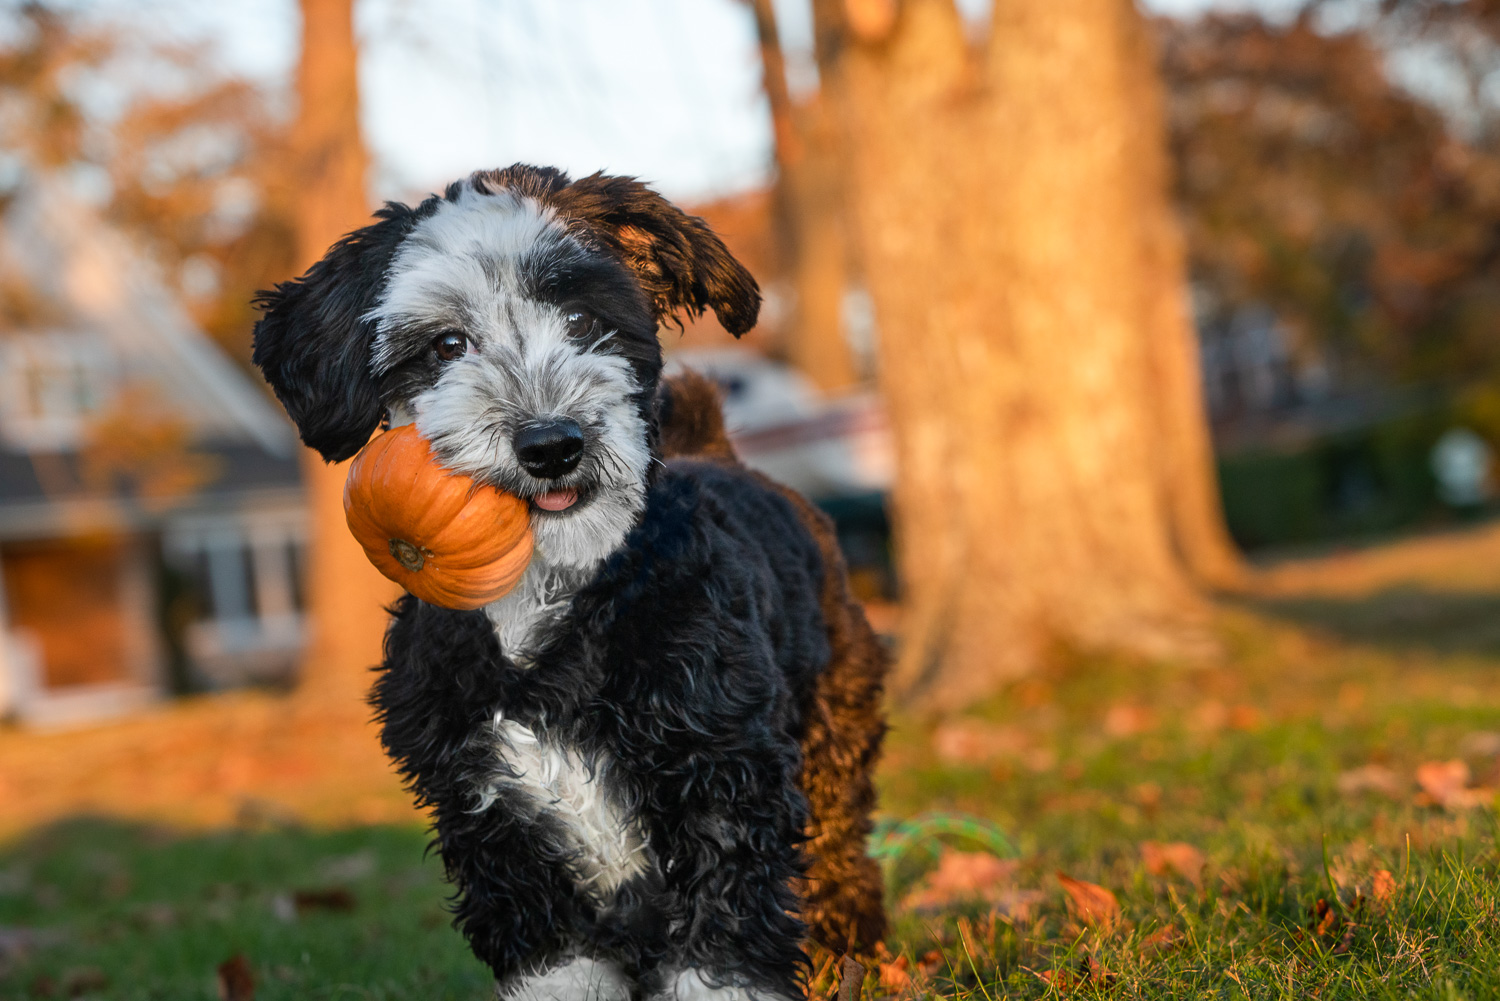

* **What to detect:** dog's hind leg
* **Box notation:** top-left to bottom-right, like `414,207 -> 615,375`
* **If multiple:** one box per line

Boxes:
792,505 -> 889,956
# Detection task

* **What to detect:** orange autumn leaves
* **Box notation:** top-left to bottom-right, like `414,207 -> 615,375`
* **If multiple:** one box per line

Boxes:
884,844 -> 1406,995
886,845 -> 1183,994
901,842 -> 1206,916
1056,871 -> 1120,931
1338,758 -> 1499,810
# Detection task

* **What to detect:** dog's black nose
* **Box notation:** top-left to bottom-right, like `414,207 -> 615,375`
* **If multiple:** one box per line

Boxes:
514,420 -> 585,479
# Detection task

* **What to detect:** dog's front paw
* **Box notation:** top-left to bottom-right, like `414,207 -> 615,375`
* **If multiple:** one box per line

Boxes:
497,956 -> 632,1001
654,968 -> 794,1001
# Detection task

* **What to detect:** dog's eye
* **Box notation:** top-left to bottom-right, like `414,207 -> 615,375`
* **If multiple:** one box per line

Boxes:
564,311 -> 597,338
432,331 -> 468,362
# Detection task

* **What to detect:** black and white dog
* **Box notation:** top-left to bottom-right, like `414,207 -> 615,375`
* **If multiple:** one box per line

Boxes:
253,166 -> 886,1001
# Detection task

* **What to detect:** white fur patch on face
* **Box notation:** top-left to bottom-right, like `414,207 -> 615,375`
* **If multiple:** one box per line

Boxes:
499,955 -> 632,1001
473,716 -> 651,903
368,187 -> 567,374
411,308 -> 649,569
657,969 -> 793,1001
366,182 -> 654,653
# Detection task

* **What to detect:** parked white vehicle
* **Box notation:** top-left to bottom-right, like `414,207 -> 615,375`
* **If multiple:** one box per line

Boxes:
665,349 -> 894,500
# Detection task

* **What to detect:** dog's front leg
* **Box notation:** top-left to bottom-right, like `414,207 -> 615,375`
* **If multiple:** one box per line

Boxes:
496,955 -> 633,1001
642,732 -> 809,1001
434,804 -> 635,1001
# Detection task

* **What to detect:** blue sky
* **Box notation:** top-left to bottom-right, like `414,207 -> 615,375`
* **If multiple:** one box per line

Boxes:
86,0 -> 1302,203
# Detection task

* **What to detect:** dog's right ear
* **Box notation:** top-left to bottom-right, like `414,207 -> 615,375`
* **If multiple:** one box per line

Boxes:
252,203 -> 420,463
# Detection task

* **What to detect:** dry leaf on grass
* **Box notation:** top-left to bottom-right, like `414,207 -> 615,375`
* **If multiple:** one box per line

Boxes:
1104,705 -> 1154,738
59,967 -> 108,996
837,957 -> 866,1001
293,886 -> 356,912
1140,841 -> 1206,885
876,955 -> 913,992
1307,899 -> 1358,955
901,849 -> 1019,911
1190,701 -> 1228,732
1140,925 -> 1182,955
1415,759 -> 1495,809
217,954 -> 255,1001
1057,871 -> 1120,930
1460,731 -> 1500,758
931,721 -> 1029,765
1035,955 -> 1109,990
274,886 -> 358,921
1228,705 -> 1264,730
1371,869 -> 1398,912
1337,765 -> 1406,799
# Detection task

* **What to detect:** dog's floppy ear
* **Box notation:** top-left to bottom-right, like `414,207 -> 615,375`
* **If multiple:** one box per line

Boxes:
548,172 -> 761,336
252,203 -> 420,462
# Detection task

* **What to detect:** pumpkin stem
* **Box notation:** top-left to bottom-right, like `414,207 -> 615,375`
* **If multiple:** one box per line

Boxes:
389,538 -> 425,572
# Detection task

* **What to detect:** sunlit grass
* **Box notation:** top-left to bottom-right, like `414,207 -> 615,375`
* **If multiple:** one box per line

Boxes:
871,610 -> 1500,999
3,601 -> 1500,998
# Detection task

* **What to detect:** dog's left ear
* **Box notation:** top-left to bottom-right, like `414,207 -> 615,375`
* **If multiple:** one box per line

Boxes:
552,173 -> 761,336
252,203 -> 421,463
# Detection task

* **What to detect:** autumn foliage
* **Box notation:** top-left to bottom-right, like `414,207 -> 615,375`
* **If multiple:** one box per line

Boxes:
1164,11 -> 1500,389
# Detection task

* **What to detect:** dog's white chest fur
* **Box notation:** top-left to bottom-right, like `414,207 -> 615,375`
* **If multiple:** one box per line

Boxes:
472,716 -> 649,901
483,553 -> 594,663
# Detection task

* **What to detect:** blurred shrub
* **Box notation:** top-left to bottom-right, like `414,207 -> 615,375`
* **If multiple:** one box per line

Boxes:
1216,405 -> 1487,549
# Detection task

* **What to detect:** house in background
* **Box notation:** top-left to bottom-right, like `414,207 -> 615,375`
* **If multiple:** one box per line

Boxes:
0,175 -> 306,727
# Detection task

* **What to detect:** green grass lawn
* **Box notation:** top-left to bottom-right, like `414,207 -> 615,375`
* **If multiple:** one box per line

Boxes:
0,820 -> 492,999
3,597 -> 1500,999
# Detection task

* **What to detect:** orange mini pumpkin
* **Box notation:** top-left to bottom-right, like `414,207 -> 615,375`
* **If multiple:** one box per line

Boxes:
343,424 -> 533,610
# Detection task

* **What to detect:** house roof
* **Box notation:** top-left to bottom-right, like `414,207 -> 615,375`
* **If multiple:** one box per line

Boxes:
0,173 -> 303,540
0,174 -> 295,457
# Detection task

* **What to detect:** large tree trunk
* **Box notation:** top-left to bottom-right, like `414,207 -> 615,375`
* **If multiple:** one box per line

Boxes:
749,0 -> 860,393
813,0 -> 1221,708
1120,8 -> 1246,590
290,0 -> 396,707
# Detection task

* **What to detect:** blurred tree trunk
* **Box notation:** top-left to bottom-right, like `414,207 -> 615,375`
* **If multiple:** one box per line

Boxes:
290,0 -> 395,707
749,0 -> 859,393
1121,9 -> 1245,591
812,0 -> 1229,708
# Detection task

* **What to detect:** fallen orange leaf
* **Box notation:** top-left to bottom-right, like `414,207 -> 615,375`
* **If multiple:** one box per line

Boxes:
1057,871 -> 1120,929
877,956 -> 913,992
1103,705 -> 1153,738
1415,760 -> 1495,809
1139,841 -> 1205,884
1417,759 -> 1469,800
901,849 -> 1019,911
1337,765 -> 1405,800
217,954 -> 255,1001
1371,869 -> 1397,912
1140,925 -> 1182,955
931,721 -> 1029,765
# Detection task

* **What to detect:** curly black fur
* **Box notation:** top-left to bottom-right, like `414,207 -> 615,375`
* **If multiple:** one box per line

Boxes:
374,461 -> 828,997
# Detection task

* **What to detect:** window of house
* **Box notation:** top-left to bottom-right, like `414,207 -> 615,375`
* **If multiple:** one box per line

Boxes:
0,333 -> 117,451
164,512 -> 307,654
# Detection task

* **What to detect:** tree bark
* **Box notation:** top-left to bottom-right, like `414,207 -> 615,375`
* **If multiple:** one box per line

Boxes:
812,0 -> 1220,708
290,0 -> 396,707
749,0 -> 860,393
1120,9 -> 1246,590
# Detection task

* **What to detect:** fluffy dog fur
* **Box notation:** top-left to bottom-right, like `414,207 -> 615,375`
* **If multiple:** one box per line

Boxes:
252,165 -> 885,1001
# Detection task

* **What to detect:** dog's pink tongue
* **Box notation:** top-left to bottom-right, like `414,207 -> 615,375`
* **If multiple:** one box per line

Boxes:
534,489 -> 578,512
